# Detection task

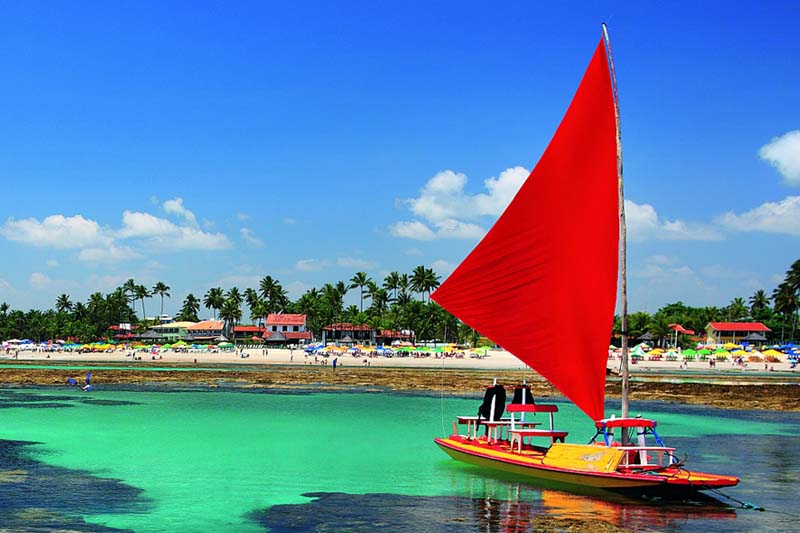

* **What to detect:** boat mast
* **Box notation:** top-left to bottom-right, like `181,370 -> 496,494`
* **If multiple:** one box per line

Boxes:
602,23 -> 630,418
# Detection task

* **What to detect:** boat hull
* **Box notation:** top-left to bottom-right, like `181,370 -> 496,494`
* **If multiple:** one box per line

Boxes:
435,436 -> 739,496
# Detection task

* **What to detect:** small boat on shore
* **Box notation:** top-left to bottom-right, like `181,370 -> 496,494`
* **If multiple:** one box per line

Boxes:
431,26 -> 739,497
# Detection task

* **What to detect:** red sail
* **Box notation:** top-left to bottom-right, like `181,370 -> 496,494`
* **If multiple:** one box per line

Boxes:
431,39 -> 618,421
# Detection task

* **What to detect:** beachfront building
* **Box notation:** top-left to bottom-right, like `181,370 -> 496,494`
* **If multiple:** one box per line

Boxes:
185,320 -> 226,342
706,322 -> 771,345
375,329 -> 413,346
322,322 -> 373,345
149,321 -> 195,343
264,314 -> 312,344
107,324 -> 138,342
232,325 -> 266,342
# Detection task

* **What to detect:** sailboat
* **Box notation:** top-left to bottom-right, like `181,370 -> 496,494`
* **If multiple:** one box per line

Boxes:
431,26 -> 739,496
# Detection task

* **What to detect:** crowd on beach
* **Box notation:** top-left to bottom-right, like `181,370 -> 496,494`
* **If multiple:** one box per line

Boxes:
2,337 -> 799,374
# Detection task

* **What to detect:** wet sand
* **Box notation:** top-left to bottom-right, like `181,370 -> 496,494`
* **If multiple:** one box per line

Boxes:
1,359 -> 798,411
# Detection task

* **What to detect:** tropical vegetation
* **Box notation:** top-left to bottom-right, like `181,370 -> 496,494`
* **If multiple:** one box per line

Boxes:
1,260 -> 798,348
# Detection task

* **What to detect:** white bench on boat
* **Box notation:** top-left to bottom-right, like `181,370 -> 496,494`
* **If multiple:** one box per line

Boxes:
506,404 -> 568,451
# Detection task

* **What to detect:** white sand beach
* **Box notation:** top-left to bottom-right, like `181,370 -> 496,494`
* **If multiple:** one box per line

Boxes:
4,345 -> 797,374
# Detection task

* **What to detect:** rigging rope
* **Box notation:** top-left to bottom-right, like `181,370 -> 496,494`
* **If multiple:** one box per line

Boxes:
440,352 -> 446,437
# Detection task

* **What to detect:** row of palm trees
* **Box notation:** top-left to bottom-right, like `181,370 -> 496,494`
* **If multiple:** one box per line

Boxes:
2,260 -> 798,346
612,259 -> 800,346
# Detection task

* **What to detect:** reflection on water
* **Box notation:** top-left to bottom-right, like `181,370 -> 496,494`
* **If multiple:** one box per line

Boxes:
250,489 -> 736,532
252,481 -> 738,532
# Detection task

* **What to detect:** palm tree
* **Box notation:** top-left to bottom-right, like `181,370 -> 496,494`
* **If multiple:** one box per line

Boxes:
178,293 -> 201,322
203,288 -> 225,319
726,297 -> 749,321
785,259 -> 800,290
367,285 -> 390,316
350,272 -> 372,312
322,283 -> 344,325
411,266 -> 441,302
123,278 -> 137,312
219,297 -> 243,339
422,267 -> 441,300
411,266 -> 427,300
383,271 -> 401,301
773,282 -> 798,342
152,282 -> 171,318
244,288 -> 262,324
226,287 -> 243,308
749,289 -> 770,317
55,294 -> 73,314
134,285 -> 151,322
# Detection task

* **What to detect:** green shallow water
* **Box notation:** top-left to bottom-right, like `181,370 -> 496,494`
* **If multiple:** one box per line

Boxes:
1,388 -> 798,532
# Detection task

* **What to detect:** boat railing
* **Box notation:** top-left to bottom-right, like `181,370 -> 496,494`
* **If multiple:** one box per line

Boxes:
614,445 -> 677,469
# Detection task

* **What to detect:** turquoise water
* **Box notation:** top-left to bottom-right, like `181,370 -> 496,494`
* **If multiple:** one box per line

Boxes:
1,388 -> 798,531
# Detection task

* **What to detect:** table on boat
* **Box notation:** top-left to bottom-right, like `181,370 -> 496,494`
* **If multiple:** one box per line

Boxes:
480,420 -> 541,444
456,416 -> 490,439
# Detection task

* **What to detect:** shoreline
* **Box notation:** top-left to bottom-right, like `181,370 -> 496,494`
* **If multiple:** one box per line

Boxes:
2,347 -> 799,412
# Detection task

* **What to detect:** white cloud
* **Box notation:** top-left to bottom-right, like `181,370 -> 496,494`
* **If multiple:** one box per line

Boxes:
163,197 -> 198,227
336,257 -> 376,270
117,210 -> 231,250
473,167 -> 530,216
169,227 -> 231,250
390,220 -> 436,241
1,214 -> 113,249
405,248 -> 423,256
626,200 -> 722,242
235,212 -> 251,222
46,259 -> 59,268
283,218 -> 297,225
77,245 -> 141,263
431,259 -> 455,277
392,166 -> 528,241
716,196 -> 800,236
29,272 -> 53,290
433,219 -> 485,240
295,258 -> 326,271
117,211 -> 177,238
0,278 -> 13,292
633,258 -> 696,280
408,167 -> 529,223
759,130 -> 800,186
240,228 -> 263,248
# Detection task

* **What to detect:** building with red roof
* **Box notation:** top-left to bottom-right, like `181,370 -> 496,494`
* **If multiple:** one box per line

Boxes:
264,314 -> 311,344
322,322 -> 373,344
706,322 -> 771,344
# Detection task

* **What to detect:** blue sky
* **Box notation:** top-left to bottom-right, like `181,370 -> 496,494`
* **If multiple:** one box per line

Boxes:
1,1 -> 798,317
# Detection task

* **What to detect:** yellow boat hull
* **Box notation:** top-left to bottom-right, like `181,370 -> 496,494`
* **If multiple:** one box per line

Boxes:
435,436 -> 739,495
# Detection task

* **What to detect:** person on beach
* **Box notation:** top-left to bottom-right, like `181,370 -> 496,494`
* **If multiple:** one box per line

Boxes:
333,357 -> 337,371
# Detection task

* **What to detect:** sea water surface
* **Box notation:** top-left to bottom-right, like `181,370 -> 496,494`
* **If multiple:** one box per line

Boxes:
0,386 -> 798,532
